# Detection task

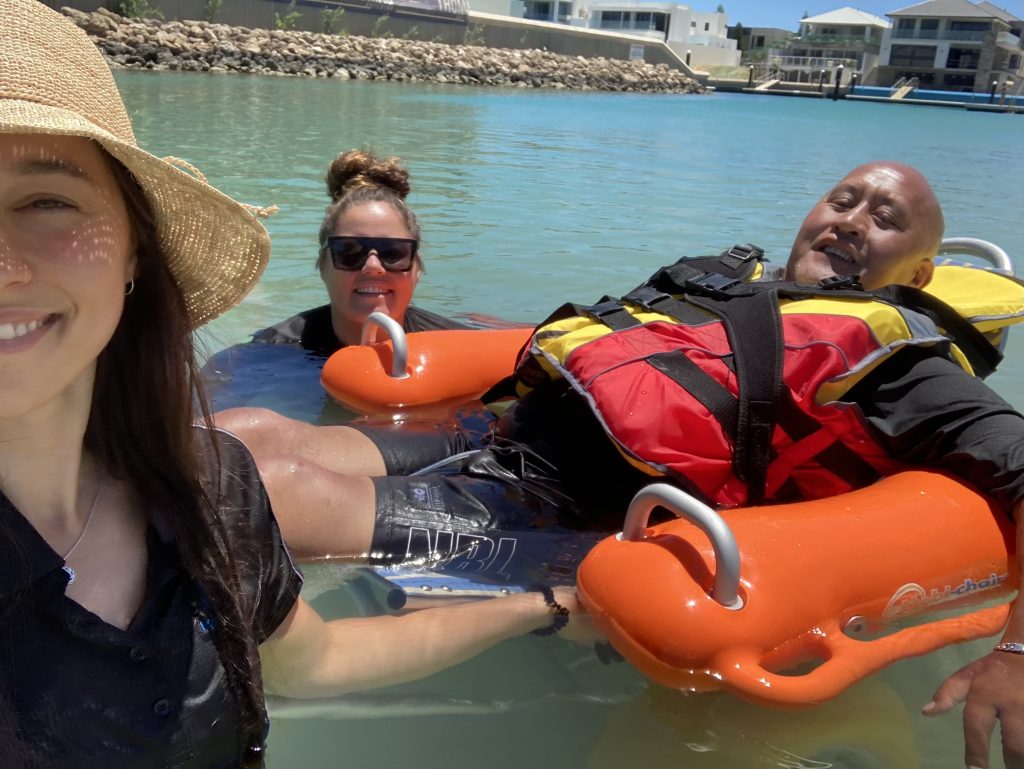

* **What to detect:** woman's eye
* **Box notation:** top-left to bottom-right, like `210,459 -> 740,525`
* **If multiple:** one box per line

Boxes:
30,197 -> 74,210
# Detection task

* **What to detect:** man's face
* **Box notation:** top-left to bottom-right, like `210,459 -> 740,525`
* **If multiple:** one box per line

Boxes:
785,164 -> 941,290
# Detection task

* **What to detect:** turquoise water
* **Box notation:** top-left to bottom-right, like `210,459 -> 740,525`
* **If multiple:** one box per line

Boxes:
116,70 -> 1024,768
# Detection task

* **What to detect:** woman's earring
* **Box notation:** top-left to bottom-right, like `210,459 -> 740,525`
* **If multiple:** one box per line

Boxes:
125,279 -> 135,296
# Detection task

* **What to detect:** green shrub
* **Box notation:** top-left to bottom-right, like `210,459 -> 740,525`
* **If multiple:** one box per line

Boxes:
464,23 -> 485,46
275,0 -> 301,30
108,0 -> 164,19
321,6 -> 345,34
202,0 -> 222,22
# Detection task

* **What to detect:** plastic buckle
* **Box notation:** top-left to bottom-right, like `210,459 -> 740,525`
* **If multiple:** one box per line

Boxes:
685,272 -> 742,299
589,300 -> 627,319
627,286 -> 668,311
818,274 -> 863,290
723,243 -> 764,265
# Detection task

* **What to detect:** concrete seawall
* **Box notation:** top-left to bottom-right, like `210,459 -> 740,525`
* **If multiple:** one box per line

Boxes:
61,6 -> 706,93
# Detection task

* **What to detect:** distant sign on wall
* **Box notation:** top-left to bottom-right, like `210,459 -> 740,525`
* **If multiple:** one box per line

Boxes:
628,43 -> 645,61
362,0 -> 468,19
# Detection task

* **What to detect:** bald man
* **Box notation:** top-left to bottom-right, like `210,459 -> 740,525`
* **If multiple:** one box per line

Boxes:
218,162 -> 1022,767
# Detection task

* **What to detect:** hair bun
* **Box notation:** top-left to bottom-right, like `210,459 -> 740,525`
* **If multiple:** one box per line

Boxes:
326,149 -> 411,201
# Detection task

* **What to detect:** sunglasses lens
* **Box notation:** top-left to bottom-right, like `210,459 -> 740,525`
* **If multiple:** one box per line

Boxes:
377,244 -> 414,269
329,237 -> 416,271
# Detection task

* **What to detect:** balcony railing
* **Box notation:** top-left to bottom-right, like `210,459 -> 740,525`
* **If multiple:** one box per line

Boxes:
891,28 -> 989,42
765,54 -> 859,70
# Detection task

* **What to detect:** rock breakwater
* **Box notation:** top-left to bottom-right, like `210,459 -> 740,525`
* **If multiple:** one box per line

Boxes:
62,7 -> 704,93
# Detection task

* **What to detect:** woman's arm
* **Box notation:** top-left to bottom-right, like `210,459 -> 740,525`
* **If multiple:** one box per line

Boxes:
259,588 -> 586,699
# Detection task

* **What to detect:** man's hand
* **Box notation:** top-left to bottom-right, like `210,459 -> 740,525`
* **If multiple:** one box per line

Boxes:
923,649 -> 1024,768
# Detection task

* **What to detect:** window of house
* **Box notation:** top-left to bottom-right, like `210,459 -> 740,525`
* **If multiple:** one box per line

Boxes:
635,11 -> 652,27
654,13 -> 667,31
558,1 -> 571,19
946,46 -> 980,69
949,21 -> 989,32
850,26 -> 864,36
691,20 -> 697,28
896,18 -> 916,35
599,10 -> 622,27
1010,54 -> 1022,69
754,34 -> 765,47
704,22 -> 710,31
889,44 -> 937,67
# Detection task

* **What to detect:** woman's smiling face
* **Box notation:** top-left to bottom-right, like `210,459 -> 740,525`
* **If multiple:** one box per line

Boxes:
320,200 -> 421,345
0,134 -> 135,420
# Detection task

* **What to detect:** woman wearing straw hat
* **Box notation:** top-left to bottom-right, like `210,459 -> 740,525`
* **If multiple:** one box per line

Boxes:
0,3 -> 584,766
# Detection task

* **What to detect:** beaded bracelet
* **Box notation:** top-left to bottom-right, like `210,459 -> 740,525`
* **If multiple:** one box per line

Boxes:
528,584 -> 570,636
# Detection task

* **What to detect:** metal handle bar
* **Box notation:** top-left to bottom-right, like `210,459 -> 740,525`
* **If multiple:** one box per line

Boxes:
620,483 -> 743,610
360,311 -> 410,379
938,237 -> 1014,275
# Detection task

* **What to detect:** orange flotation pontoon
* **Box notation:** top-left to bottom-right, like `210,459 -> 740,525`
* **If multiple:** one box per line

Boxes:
320,312 -> 531,414
577,472 -> 1017,707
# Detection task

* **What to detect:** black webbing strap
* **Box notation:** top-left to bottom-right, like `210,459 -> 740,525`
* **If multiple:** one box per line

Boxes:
686,288 -> 784,505
645,350 -> 739,440
774,391 -> 881,489
872,285 -> 1002,378
623,286 -> 715,325
716,352 -> 881,491
583,300 -> 642,332
643,245 -> 765,298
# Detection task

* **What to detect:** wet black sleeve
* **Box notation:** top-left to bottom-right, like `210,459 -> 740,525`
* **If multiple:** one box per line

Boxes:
846,347 -> 1024,517
198,427 -> 304,644
403,305 -> 472,332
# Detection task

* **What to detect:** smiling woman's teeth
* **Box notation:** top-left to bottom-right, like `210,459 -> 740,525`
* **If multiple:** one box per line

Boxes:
0,319 -> 42,340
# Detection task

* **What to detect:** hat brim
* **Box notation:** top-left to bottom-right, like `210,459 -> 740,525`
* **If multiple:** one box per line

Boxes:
0,99 -> 270,330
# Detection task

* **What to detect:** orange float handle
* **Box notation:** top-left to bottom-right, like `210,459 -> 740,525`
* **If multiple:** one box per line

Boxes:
623,483 -> 743,609
321,314 -> 532,414
359,311 -> 410,379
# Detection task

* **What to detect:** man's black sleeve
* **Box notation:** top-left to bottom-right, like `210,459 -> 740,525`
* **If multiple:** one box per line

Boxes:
846,347 -> 1024,516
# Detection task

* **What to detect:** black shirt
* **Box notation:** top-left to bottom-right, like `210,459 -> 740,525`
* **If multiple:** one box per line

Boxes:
0,428 -> 302,769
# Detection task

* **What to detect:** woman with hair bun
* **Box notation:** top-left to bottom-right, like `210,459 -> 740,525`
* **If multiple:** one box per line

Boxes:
202,149 -> 468,419
234,149 -> 465,359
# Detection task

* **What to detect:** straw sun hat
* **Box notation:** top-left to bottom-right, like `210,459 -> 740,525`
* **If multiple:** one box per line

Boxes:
0,0 -> 271,328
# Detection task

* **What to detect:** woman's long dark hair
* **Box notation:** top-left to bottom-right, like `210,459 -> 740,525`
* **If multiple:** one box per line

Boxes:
85,158 -> 266,761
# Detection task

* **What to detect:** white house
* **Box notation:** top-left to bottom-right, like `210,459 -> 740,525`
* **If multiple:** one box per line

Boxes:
578,1 -> 740,66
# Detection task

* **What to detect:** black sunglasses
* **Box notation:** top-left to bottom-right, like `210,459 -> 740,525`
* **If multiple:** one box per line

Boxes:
325,236 -> 418,272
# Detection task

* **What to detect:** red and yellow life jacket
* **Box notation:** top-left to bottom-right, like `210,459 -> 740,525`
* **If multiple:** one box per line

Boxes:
509,245 -> 1024,508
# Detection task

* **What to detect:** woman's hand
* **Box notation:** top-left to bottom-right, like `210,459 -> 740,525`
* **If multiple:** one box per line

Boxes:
551,585 -> 602,644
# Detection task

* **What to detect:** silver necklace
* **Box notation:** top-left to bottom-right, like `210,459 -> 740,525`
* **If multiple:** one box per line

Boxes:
62,480 -> 103,585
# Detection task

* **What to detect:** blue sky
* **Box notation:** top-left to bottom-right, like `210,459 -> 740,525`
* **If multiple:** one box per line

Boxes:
713,2 -> 1024,30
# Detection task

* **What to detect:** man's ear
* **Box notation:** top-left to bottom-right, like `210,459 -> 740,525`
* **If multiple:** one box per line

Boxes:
911,258 -> 935,289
